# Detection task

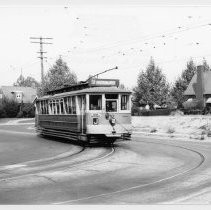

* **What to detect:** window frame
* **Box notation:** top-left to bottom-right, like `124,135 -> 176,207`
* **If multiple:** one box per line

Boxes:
89,94 -> 103,111
121,95 -> 129,110
105,99 -> 118,113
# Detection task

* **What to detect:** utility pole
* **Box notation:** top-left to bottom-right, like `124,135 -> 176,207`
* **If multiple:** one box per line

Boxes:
30,37 -> 53,94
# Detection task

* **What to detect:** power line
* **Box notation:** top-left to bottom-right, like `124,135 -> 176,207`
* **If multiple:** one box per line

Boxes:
69,21 -> 211,55
30,36 -> 53,93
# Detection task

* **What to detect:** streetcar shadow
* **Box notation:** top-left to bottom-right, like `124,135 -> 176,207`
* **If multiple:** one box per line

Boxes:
38,134 -> 117,148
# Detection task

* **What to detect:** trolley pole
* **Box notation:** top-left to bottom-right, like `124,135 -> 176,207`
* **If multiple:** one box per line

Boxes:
86,66 -> 118,82
30,37 -> 53,94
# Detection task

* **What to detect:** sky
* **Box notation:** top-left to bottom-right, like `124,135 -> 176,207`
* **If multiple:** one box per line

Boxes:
1,0 -> 211,89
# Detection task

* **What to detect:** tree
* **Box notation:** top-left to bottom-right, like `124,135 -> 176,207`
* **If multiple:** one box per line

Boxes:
14,74 -> 25,87
14,75 -> 40,88
202,58 -> 211,71
133,58 -> 170,109
171,58 -> 196,108
43,58 -> 77,95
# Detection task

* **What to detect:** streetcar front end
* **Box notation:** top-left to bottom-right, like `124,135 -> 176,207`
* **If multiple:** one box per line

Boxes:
85,90 -> 132,143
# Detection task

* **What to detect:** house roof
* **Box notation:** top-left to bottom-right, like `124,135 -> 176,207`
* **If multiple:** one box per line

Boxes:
38,86 -> 131,100
0,86 -> 37,103
184,71 -> 211,95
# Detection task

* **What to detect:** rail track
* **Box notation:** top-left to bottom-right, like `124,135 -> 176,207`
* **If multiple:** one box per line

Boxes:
53,137 -> 205,204
0,132 -> 207,204
0,141 -> 115,183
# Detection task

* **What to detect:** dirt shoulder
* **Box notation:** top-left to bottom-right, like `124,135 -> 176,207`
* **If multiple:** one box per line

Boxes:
132,115 -> 211,142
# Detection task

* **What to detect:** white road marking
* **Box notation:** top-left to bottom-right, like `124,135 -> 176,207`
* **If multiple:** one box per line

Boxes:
0,129 -> 34,135
0,148 -> 82,171
0,118 -> 34,126
1,164 -> 27,169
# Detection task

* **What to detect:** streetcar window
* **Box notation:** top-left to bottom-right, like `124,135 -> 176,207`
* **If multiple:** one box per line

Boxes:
60,99 -> 64,114
44,100 -> 48,114
56,100 -> 60,114
38,101 -> 41,114
36,101 -> 40,114
41,101 -> 44,114
89,95 -> 102,110
106,100 -> 117,112
49,101 -> 53,114
46,101 -> 49,114
53,101 -> 56,114
64,96 -> 76,114
66,97 -> 71,114
64,97 -> 68,114
72,96 -> 76,114
121,95 -> 129,110
43,101 -> 46,114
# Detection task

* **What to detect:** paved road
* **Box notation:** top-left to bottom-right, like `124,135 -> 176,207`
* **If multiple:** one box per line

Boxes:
0,120 -> 211,204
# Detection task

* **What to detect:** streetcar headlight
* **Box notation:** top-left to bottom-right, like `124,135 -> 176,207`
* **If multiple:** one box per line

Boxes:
111,118 -> 116,124
93,118 -> 99,125
109,118 -> 116,126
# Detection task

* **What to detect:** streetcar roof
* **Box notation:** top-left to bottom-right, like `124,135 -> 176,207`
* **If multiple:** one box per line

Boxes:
37,86 -> 131,100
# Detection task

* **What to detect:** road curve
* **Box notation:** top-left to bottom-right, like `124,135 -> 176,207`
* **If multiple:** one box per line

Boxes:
0,122 -> 211,204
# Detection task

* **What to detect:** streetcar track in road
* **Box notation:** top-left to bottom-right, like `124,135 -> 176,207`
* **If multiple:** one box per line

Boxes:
0,146 -> 86,181
0,145 -> 115,183
0,146 -> 85,172
53,139 -> 205,204
62,145 -> 115,172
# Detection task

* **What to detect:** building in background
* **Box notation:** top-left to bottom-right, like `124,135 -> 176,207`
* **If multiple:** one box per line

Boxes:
0,86 -> 37,104
184,65 -> 211,109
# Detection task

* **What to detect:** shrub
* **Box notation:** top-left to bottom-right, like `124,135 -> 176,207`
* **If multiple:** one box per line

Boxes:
2,98 -> 20,118
167,127 -> 175,134
0,103 -> 7,118
0,98 -> 35,118
150,128 -> 157,133
21,103 -> 35,118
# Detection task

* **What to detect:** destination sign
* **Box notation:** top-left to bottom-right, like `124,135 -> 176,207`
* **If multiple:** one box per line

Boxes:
90,79 -> 119,87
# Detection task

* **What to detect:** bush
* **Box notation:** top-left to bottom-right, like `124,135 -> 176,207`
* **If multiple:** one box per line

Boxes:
150,128 -> 157,133
167,127 -> 175,134
0,103 -> 7,118
21,103 -> 35,118
0,98 -> 35,118
2,98 -> 20,118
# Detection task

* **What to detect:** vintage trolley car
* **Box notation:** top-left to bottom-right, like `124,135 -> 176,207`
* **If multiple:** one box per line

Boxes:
35,78 -> 132,144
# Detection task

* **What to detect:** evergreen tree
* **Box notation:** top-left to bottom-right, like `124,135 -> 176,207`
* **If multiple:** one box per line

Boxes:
202,58 -> 211,71
43,58 -> 77,95
13,74 -> 25,86
133,58 -> 170,109
171,58 -> 196,108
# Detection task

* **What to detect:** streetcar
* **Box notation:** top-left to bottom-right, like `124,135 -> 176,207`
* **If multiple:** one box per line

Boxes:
35,78 -> 132,144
